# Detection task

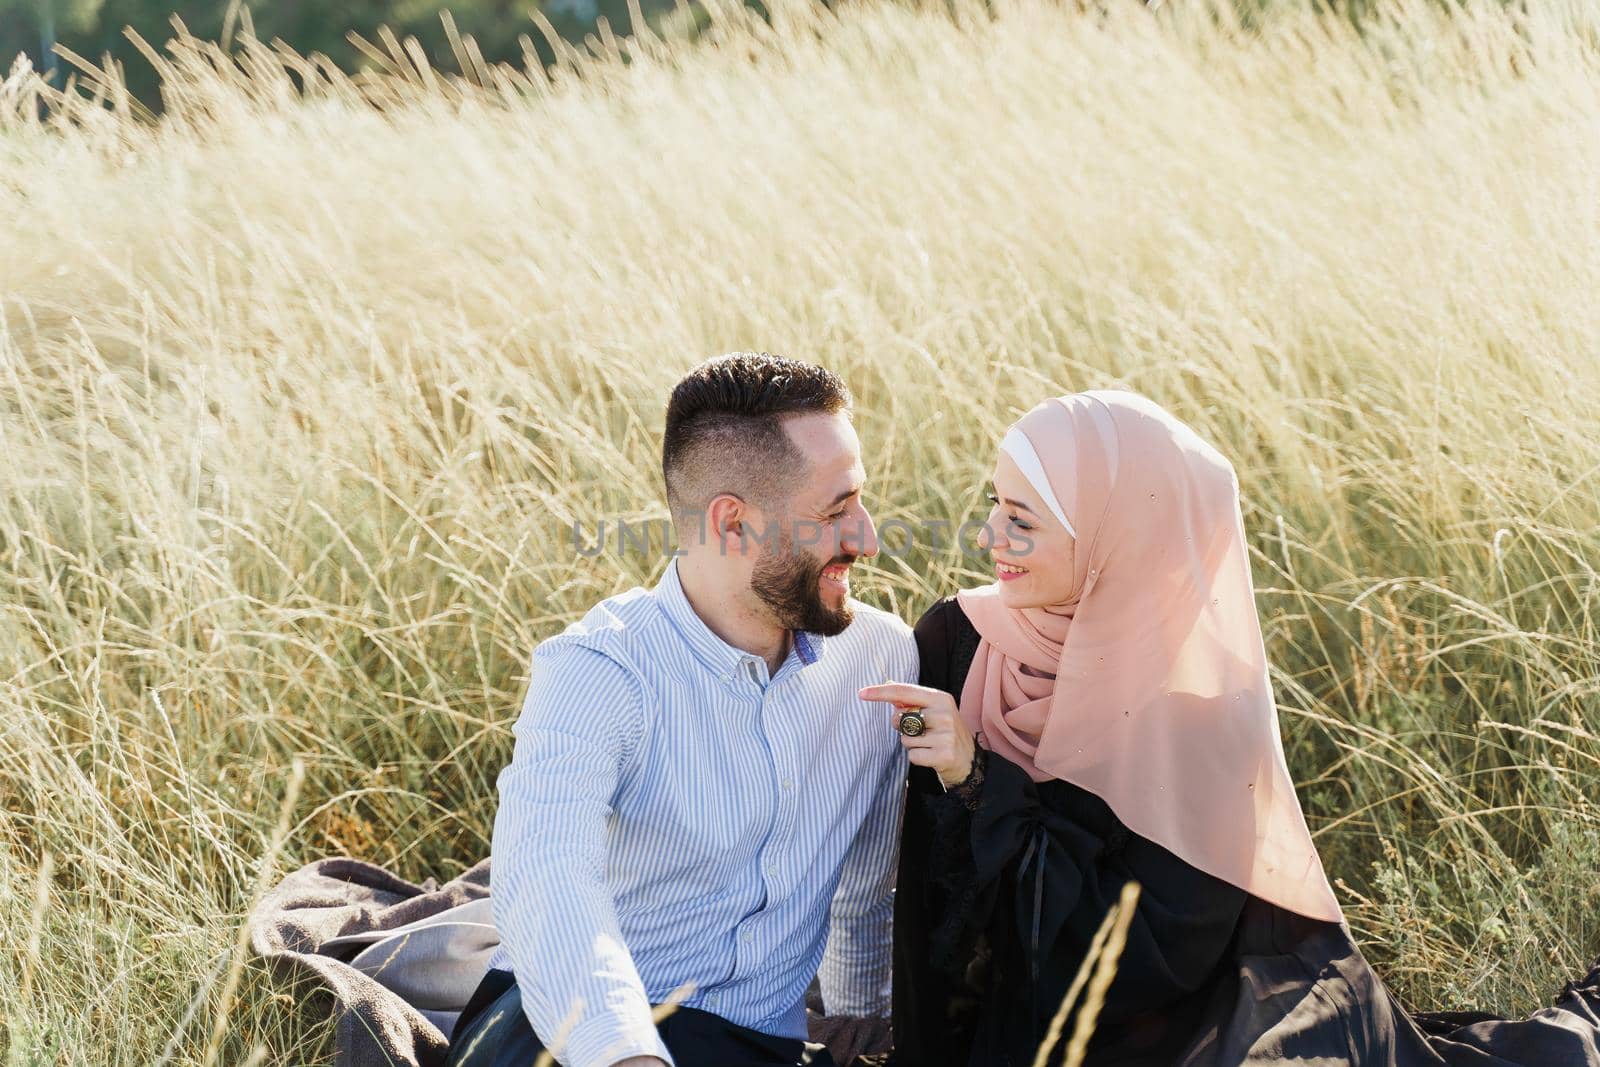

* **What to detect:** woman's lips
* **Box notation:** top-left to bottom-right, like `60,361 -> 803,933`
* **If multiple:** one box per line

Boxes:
995,560 -> 1028,582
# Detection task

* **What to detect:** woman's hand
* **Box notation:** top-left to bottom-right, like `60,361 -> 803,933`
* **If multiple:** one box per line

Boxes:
858,682 -> 977,788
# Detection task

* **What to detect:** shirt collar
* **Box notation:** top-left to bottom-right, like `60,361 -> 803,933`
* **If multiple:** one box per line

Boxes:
655,559 -> 825,682
792,630 -> 821,666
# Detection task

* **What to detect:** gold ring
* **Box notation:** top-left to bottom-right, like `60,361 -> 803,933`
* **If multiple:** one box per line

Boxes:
897,711 -> 926,737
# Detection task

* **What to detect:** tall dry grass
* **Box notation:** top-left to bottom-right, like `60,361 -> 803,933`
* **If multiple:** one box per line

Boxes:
3,0 -> 1600,1061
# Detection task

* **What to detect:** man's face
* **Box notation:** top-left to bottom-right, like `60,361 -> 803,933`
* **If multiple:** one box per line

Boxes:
749,411 -> 879,636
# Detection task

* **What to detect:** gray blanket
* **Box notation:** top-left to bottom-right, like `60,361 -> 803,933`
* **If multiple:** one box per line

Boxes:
249,856 -> 497,1067
248,855 -> 889,1067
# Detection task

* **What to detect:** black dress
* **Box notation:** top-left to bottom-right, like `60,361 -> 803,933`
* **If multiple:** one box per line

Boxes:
890,596 -> 1600,1067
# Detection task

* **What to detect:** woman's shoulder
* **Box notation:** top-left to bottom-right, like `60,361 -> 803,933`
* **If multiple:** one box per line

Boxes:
912,594 -> 978,640
912,595 -> 981,696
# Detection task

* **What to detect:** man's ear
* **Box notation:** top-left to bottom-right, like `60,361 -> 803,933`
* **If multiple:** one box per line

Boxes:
706,493 -> 748,553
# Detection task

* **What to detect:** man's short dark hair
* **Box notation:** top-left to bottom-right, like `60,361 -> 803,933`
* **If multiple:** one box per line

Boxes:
662,352 -> 851,533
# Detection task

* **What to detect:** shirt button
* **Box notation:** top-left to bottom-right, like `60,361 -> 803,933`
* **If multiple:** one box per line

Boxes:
741,931 -> 754,943
781,778 -> 794,790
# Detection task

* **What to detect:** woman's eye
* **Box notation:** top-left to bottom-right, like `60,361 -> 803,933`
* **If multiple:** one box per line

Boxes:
1011,518 -> 1034,532
984,493 -> 1000,505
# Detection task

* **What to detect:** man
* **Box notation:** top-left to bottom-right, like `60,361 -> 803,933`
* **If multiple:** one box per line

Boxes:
449,353 -> 918,1067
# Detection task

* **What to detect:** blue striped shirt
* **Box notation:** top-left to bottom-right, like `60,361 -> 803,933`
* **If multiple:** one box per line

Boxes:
485,558 -> 917,1067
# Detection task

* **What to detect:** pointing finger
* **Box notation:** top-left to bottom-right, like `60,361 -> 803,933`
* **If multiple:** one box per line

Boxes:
859,682 -> 943,707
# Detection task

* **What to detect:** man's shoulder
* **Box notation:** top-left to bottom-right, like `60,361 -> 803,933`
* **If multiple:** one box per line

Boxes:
839,599 -> 914,644
534,582 -> 668,664
829,600 -> 917,680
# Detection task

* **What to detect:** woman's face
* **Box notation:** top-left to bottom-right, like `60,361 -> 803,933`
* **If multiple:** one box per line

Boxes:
980,451 -> 1078,609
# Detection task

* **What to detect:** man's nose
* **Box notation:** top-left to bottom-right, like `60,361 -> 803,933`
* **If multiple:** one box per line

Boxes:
848,508 -> 880,558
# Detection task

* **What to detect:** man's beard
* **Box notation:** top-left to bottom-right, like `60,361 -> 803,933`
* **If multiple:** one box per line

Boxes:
750,533 -> 856,637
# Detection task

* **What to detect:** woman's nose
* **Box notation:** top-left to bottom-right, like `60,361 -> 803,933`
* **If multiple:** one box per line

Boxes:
978,506 -> 1004,552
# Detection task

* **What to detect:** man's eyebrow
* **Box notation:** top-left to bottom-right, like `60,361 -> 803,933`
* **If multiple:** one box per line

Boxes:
825,481 -> 864,510
986,480 -> 1038,514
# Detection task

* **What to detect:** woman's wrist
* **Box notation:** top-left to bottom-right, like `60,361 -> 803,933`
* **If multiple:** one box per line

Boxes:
938,731 -> 980,784
940,746 -> 987,809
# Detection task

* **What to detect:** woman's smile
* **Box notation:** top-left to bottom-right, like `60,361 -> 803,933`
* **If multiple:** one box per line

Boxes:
994,559 -> 1029,582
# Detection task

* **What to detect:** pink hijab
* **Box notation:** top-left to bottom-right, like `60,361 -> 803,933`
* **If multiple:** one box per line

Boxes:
957,390 -> 1344,924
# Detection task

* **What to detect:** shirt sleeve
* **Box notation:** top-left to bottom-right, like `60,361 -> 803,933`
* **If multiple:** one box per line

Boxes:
490,637 -> 674,1067
815,626 -> 916,1016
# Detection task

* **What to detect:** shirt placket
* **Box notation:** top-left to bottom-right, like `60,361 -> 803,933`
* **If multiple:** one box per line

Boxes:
731,654 -> 801,977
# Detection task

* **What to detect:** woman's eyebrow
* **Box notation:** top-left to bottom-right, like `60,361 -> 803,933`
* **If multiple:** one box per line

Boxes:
987,481 -> 1038,514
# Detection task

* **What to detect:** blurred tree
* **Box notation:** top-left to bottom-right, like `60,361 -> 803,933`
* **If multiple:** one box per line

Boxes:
0,0 -> 1425,111
0,0 -> 106,82
1,0 -> 684,107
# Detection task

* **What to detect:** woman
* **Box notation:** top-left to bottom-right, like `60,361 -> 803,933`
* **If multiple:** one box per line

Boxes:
860,390 -> 1600,1067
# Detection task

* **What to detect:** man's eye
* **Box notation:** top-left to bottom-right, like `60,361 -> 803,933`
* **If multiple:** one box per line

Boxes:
1011,519 -> 1034,532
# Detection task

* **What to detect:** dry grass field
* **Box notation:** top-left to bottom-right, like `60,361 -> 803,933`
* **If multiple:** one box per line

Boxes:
3,0 -> 1600,1061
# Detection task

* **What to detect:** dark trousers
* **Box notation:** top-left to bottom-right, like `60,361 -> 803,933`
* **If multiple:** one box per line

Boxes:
447,967 -> 836,1067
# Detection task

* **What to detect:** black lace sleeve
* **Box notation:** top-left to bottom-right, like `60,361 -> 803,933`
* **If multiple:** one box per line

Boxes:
918,767 -> 992,973
949,745 -> 986,811
908,599 -> 1014,972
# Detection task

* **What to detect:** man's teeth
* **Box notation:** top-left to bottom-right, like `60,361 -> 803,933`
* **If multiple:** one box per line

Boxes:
997,562 -> 1027,574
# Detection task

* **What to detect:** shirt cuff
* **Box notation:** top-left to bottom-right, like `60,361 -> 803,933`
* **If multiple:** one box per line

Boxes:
558,1012 -> 673,1067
